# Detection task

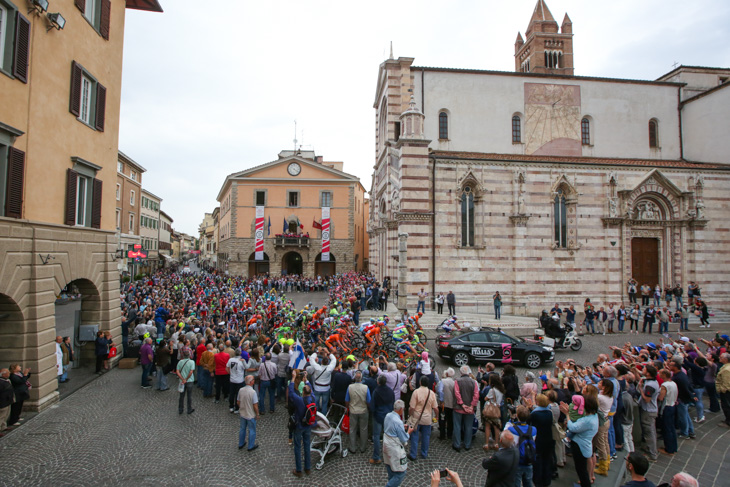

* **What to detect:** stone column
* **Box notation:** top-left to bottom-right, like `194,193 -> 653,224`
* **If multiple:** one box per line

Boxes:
397,233 -> 408,314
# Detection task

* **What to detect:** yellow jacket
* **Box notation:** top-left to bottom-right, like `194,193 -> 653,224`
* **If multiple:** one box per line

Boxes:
717,363 -> 730,393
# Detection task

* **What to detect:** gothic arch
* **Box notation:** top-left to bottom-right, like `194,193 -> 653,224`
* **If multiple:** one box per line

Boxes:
626,170 -> 682,221
551,174 -> 578,201
457,169 -> 484,199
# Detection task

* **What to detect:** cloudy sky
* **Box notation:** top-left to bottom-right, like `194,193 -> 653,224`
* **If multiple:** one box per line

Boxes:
119,0 -> 730,236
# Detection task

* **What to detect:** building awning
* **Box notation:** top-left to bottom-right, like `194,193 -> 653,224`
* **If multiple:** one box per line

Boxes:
161,253 -> 175,260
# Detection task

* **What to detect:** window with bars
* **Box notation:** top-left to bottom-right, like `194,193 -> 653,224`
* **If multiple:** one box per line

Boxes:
649,119 -> 658,148
320,191 -> 332,208
439,111 -> 449,139
512,116 -> 521,143
581,118 -> 591,145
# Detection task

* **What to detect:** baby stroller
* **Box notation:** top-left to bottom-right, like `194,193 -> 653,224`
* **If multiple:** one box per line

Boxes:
311,403 -> 347,470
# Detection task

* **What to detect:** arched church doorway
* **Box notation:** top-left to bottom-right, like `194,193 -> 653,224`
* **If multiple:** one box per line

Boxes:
314,253 -> 336,277
631,238 -> 660,289
248,252 -> 270,277
282,252 -> 303,276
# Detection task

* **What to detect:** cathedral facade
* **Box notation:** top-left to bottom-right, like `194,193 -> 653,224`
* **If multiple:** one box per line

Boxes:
368,0 -> 730,315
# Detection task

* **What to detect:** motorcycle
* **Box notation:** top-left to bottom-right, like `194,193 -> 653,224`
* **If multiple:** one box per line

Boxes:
534,321 -> 582,351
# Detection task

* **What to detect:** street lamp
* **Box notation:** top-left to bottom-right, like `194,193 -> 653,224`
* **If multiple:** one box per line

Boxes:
46,12 -> 66,31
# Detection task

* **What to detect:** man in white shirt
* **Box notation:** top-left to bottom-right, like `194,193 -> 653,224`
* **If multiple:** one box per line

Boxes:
227,349 -> 245,413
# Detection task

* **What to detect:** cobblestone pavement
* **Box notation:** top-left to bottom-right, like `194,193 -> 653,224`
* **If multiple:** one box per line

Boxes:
1,296 -> 726,486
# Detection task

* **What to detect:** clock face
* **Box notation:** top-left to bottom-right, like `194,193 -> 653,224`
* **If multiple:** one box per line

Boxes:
287,163 -> 301,176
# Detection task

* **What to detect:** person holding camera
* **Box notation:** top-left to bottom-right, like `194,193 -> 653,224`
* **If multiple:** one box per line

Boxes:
429,469 -> 463,487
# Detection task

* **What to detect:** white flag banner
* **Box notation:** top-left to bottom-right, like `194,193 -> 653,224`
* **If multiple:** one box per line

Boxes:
321,206 -> 330,262
254,206 -> 264,261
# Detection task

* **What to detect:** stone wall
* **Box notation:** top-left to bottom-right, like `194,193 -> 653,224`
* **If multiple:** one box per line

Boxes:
0,217 -> 120,411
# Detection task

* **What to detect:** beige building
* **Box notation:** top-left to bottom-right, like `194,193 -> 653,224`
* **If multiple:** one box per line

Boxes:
217,149 -> 368,277
369,1 -> 730,315
139,188 -> 160,273
198,211 -> 215,267
0,0 -> 162,410
116,151 -> 145,276
159,210 -> 173,265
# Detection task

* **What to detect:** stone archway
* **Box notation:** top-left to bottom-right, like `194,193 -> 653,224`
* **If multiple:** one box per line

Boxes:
55,278 -> 102,371
314,252 -> 336,277
247,252 -> 270,277
0,293 -> 25,369
282,251 -> 303,276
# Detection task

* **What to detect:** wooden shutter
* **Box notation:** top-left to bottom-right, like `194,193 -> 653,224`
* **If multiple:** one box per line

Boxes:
100,0 -> 111,40
65,169 -> 78,226
5,148 -> 25,218
69,62 -> 82,117
91,178 -> 102,229
12,12 -> 31,84
95,83 -> 106,131
75,0 -> 85,13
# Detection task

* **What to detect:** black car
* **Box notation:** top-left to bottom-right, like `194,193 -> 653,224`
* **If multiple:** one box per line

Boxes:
436,327 -> 554,369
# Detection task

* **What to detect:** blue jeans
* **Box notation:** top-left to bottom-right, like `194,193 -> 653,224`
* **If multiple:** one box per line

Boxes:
260,380 -> 276,412
681,318 -> 689,330
292,427 -> 312,472
314,389 -> 329,416
60,364 -> 69,382
141,362 -> 153,386
196,365 -> 204,388
516,464 -> 533,487
654,296 -> 660,306
409,424 -> 432,459
239,416 -> 257,449
385,465 -> 406,487
618,319 -> 625,332
662,405 -> 678,453
659,321 -> 669,333
676,296 -> 683,309
203,371 -> 214,397
276,376 -> 287,399
706,381 -> 721,412
494,305 -> 501,320
676,401 -> 694,436
156,322 -> 165,338
416,301 -> 425,313
372,420 -> 383,461
586,319 -> 595,333
353,310 -> 360,326
693,387 -> 705,419
452,411 -> 475,449
156,365 -> 168,390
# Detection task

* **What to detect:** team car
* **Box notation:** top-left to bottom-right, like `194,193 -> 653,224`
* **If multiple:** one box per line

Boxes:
437,327 -> 554,369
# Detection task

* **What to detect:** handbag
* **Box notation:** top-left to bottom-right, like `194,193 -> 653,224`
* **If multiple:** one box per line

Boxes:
483,400 -> 500,419
177,381 -> 185,393
108,347 -> 118,358
407,390 -> 432,428
342,411 -> 351,434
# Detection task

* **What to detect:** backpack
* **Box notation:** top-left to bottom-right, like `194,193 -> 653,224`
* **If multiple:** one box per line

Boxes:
302,400 -> 317,427
515,424 -> 536,466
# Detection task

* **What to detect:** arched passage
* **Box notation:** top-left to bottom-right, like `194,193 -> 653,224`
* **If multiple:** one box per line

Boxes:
314,252 -> 336,277
248,252 -> 270,277
282,251 -> 303,276
54,278 -> 101,372
0,293 -> 25,367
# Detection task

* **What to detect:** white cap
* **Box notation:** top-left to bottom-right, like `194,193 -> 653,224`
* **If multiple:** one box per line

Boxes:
680,337 -> 690,342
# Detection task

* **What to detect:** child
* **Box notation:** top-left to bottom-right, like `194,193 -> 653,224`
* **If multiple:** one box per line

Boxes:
563,395 -> 586,444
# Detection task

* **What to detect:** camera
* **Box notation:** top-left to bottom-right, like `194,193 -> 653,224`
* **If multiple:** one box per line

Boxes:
439,469 -> 448,478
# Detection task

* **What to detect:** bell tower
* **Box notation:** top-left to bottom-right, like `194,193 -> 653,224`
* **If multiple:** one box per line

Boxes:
515,0 -> 574,76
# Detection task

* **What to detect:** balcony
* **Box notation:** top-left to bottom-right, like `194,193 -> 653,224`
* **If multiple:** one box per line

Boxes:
274,236 -> 310,248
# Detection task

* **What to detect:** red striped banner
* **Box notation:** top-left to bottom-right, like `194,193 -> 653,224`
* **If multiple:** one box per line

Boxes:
321,207 -> 330,261
255,206 -> 264,260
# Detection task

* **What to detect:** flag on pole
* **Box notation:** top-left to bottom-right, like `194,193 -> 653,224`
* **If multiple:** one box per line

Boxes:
288,339 -> 307,370
283,218 -> 288,234
297,217 -> 303,229
312,219 -> 322,230
267,216 -> 271,236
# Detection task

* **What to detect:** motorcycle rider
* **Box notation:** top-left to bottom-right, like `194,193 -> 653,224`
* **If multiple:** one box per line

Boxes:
542,310 -> 566,346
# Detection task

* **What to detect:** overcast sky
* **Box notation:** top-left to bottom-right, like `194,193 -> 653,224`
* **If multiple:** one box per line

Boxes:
119,0 -> 730,236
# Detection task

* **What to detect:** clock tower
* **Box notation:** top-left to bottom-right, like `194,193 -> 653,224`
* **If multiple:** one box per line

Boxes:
515,0 -> 574,76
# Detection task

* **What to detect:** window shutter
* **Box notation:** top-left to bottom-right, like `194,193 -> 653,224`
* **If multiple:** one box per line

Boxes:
100,0 -> 111,40
75,0 -> 85,13
69,62 -> 82,117
12,12 -> 31,84
91,178 -> 102,229
5,148 -> 25,218
65,169 -> 78,226
95,83 -> 106,131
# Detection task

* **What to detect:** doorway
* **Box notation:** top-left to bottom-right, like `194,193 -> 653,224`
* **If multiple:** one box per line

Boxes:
248,252 -> 270,277
282,252 -> 303,276
314,253 -> 336,277
631,238 -> 660,288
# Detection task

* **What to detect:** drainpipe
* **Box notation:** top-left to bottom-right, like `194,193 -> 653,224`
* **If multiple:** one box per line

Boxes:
677,86 -> 684,159
431,156 -> 436,311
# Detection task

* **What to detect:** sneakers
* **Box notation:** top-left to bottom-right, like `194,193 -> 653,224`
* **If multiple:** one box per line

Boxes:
689,433 -> 696,439
229,408 -> 234,413
678,434 -> 690,440
611,453 -> 617,460
695,416 -> 706,423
